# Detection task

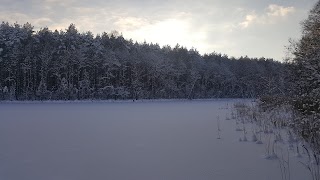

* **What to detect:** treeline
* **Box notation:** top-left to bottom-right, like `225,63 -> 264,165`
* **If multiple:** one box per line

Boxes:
0,22 -> 287,101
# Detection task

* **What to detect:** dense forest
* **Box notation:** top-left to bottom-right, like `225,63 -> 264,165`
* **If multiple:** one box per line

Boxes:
0,22 -> 287,101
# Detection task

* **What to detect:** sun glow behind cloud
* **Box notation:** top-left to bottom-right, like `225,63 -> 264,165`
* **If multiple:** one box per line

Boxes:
122,18 -> 206,50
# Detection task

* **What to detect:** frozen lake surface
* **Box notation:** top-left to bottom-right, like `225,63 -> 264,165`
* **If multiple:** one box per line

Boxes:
0,100 -> 310,180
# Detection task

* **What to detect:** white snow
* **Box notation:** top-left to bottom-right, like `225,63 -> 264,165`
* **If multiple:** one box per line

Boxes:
0,99 -> 311,180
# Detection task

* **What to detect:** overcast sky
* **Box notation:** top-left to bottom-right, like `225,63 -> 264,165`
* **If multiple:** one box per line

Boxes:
1,0 -> 318,60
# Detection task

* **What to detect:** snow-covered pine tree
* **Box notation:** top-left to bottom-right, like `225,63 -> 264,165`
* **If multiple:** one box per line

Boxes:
56,77 -> 69,100
9,85 -> 16,100
69,84 -> 78,100
0,84 -> 2,100
2,86 -> 9,100
79,70 -> 91,99
36,79 -> 49,101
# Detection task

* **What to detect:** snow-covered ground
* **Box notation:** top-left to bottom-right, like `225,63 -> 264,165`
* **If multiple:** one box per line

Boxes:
0,100 -> 311,180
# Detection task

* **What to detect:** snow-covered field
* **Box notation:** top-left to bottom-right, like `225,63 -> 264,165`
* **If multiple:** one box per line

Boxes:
0,100 -> 310,180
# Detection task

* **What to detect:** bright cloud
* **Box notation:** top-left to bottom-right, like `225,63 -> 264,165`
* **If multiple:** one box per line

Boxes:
240,4 -> 295,29
239,14 -> 258,28
267,4 -> 295,17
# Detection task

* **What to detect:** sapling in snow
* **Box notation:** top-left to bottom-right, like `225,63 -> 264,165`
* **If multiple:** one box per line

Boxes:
242,121 -> 248,141
295,145 -> 302,158
264,135 -> 278,160
217,116 -> 221,139
235,120 -> 242,131
300,145 -> 320,180
278,148 -> 291,180
231,110 -> 236,120
252,132 -> 258,142
225,112 -> 231,120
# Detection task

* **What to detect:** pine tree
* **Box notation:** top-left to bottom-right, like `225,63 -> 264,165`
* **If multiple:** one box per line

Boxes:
79,70 -> 91,99
36,79 -> 49,100
2,86 -> 9,100
9,85 -> 16,100
0,84 -> 3,100
56,77 -> 69,100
